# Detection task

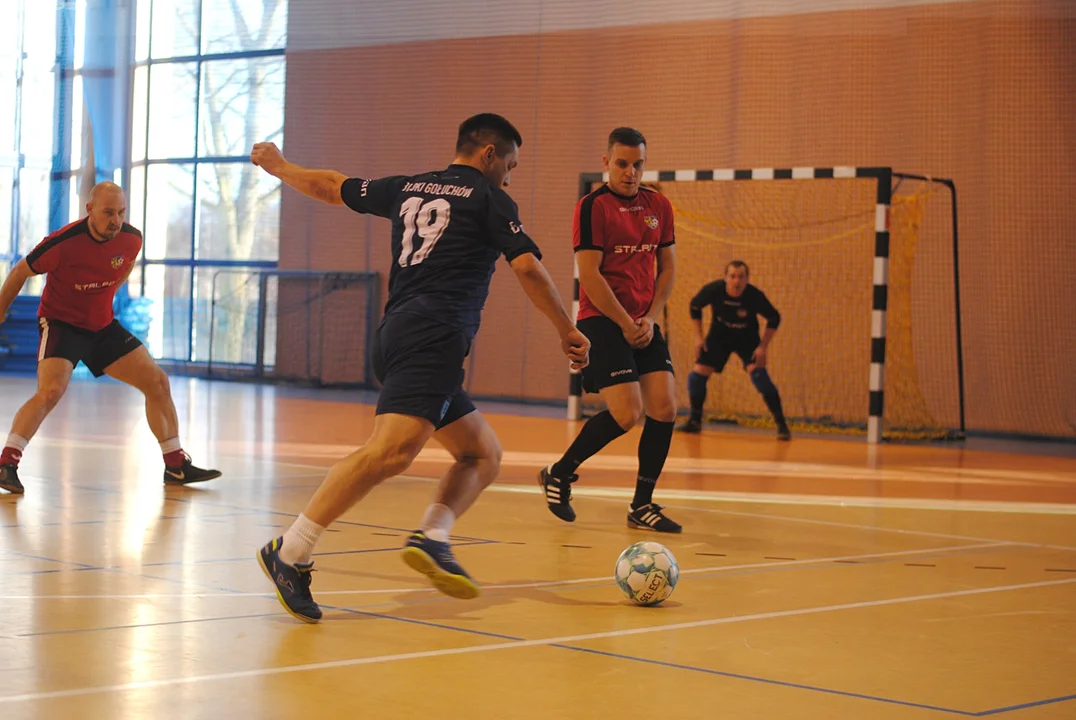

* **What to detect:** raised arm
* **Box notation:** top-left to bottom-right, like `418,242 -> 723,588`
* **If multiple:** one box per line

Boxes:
251,142 -> 348,206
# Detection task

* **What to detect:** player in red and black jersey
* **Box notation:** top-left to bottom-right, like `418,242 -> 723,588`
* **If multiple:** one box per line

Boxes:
0,182 -> 221,495
539,127 -> 683,534
677,260 -> 791,440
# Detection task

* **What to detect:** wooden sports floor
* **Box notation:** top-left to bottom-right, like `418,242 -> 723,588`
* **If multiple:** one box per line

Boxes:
1,376 -> 1074,719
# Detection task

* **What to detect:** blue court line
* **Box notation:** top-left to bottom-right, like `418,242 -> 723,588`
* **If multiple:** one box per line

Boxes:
3,550 -> 99,570
13,539 -> 496,575
158,493 -> 502,546
3,511 -> 265,530
6,547 -> 253,596
324,603 -> 523,642
11,544 -> 1072,718
975,693 -> 1076,716
551,644 -> 976,715
1,519 -> 110,528
17,612 -> 284,637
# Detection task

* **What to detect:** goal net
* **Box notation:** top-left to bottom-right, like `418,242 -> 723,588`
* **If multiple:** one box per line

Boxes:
572,168 -> 959,442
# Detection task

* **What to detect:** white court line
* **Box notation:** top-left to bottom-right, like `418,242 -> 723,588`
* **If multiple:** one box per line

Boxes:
655,502 -> 1076,555
0,542 -> 1008,601
2,576 -> 1073,705
480,479 -> 1076,515
466,480 -> 1076,552
32,435 -> 1076,487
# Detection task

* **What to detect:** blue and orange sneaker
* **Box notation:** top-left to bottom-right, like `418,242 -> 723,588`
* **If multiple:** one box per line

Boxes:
257,537 -> 322,623
400,531 -> 481,600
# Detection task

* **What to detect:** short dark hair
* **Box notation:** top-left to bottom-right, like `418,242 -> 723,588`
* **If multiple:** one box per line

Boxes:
607,127 -> 646,151
456,113 -> 523,157
725,260 -> 750,276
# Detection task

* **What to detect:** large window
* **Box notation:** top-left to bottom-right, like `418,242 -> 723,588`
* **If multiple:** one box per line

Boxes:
0,0 -> 61,297
0,0 -> 286,367
128,0 -> 287,364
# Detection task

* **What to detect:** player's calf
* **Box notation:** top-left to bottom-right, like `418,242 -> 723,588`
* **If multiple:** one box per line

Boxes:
749,368 -> 790,440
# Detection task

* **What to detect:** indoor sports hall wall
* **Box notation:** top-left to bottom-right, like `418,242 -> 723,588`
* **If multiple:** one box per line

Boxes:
277,0 -> 1075,439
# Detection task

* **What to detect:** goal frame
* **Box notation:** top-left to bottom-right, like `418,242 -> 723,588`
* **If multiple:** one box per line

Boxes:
567,166 -> 894,444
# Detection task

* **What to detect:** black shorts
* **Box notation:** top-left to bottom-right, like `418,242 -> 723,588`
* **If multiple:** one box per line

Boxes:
37,317 -> 143,377
578,315 -> 674,394
371,312 -> 476,429
697,332 -> 759,372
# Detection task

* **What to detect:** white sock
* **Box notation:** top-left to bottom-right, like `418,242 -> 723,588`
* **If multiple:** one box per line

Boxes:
279,513 -> 325,566
5,433 -> 28,452
159,437 -> 182,454
3,433 -> 28,463
420,503 -> 456,543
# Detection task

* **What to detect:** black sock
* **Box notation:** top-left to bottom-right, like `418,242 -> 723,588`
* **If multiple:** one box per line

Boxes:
551,410 -> 627,479
632,417 -> 674,509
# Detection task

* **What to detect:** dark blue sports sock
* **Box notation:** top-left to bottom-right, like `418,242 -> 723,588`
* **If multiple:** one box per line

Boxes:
687,371 -> 709,422
749,367 -> 787,426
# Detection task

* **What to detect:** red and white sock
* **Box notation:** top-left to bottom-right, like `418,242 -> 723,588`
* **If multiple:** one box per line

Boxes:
1,433 -> 28,467
160,437 -> 185,469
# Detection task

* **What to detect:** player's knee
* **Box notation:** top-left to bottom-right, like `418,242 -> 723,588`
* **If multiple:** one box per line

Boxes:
749,368 -> 777,396
148,367 -> 171,399
649,400 -> 678,423
36,383 -> 67,409
484,434 -> 504,473
454,434 -> 503,482
608,400 -> 643,430
376,438 -> 423,478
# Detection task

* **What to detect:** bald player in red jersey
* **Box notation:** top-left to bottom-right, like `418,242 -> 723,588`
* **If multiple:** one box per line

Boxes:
539,127 -> 682,533
0,181 -> 220,494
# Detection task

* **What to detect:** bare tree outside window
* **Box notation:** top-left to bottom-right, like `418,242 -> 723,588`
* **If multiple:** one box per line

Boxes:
143,0 -> 286,363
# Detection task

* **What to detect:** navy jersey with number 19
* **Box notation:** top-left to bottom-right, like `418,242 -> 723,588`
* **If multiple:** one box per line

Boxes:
341,164 -> 541,339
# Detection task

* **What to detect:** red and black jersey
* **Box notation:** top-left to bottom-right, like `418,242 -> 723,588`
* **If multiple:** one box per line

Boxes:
572,184 -> 675,322
25,218 -> 143,332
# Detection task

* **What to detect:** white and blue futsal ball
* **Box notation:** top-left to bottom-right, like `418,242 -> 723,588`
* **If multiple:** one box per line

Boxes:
614,541 -> 679,606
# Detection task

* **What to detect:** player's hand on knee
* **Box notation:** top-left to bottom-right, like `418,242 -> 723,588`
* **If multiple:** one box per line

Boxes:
752,347 -> 768,369
694,337 -> 707,360
629,317 -> 654,349
562,327 -> 590,370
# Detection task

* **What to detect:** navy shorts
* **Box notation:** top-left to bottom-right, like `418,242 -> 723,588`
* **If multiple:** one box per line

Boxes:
38,317 -> 142,377
698,332 -> 760,372
371,312 -> 476,429
577,315 -> 673,394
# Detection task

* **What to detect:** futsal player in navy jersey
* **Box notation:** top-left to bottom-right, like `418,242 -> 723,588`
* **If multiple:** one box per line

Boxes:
676,260 -> 791,440
0,181 -> 221,495
539,127 -> 683,534
250,113 -> 590,623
